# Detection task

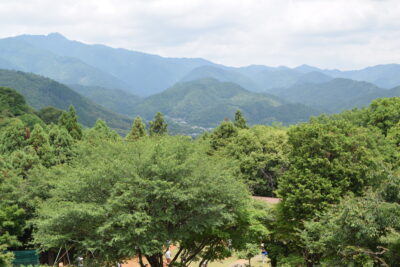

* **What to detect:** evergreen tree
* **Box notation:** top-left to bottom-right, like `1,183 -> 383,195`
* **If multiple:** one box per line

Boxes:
58,105 -> 82,140
29,124 -> 53,167
149,112 -> 168,136
9,146 -> 41,179
234,110 -> 248,129
48,125 -> 74,164
126,116 -> 146,141
0,119 -> 28,154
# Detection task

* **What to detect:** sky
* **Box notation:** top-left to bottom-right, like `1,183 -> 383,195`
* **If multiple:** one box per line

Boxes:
0,0 -> 399,70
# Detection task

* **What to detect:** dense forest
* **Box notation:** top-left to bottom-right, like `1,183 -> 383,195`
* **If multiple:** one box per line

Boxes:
2,84 -> 400,266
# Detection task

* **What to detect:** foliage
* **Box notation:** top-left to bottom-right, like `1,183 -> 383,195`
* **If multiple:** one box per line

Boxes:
33,136 -> 258,267
29,124 -> 53,167
126,116 -> 146,141
300,189 -> 400,266
223,125 -> 289,196
234,110 -> 248,129
58,105 -> 83,140
209,120 -> 238,151
0,119 -> 28,154
277,119 -> 391,224
148,112 -> 168,136
35,106 -> 64,125
84,119 -> 120,141
366,97 -> 400,136
0,69 -> 132,132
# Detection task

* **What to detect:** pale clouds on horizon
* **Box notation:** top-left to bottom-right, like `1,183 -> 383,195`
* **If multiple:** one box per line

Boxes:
0,0 -> 399,70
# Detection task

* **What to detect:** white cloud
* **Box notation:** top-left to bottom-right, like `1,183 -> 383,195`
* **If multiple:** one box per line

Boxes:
0,0 -> 399,69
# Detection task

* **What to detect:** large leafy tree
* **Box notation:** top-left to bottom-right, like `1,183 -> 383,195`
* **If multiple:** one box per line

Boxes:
48,125 -> 75,164
366,97 -> 400,136
33,136 -> 260,267
126,116 -> 146,141
209,120 -> 238,151
277,119 -> 391,224
84,119 -> 120,141
148,112 -> 168,136
223,125 -> 289,196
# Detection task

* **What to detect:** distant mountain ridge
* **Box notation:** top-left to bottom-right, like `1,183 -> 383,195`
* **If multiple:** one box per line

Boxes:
0,33 -> 399,97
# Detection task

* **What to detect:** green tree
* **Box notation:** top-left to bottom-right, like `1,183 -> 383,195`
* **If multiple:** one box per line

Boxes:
277,119 -> 391,224
29,124 -> 53,167
234,109 -> 248,129
209,120 -> 238,151
58,105 -> 83,140
0,119 -> 28,154
36,106 -> 65,124
223,125 -> 289,196
85,119 -> 120,141
300,189 -> 400,266
126,116 -> 146,141
9,146 -> 41,179
48,125 -> 74,164
33,137 -> 258,267
366,97 -> 400,136
148,112 -> 168,136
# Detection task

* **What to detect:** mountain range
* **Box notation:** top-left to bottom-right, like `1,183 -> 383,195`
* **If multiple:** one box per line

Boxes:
1,33 -> 400,134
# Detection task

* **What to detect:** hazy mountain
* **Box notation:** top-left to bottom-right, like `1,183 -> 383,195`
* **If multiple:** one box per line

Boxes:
0,69 -> 132,132
133,78 -> 318,127
269,78 -> 385,113
182,65 -> 260,91
0,37 -> 128,89
296,64 -> 400,89
69,84 -> 141,117
11,33 -> 215,96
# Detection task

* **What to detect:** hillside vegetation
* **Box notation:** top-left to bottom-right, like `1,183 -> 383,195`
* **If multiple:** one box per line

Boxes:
0,69 -> 132,132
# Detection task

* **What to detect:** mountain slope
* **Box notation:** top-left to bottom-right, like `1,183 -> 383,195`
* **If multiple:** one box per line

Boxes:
11,33 -> 215,96
0,37 -> 128,89
133,78 -> 318,127
68,84 -> 141,116
269,78 -> 385,113
0,69 -> 132,132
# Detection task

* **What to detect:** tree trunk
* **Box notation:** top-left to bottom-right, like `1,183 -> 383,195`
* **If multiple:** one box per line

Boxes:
146,254 -> 163,267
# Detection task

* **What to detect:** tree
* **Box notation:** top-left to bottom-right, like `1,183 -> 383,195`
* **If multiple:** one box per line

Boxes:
126,116 -> 146,141
148,112 -> 168,136
234,110 -> 248,129
85,119 -> 120,141
29,124 -> 53,167
0,119 -> 28,154
33,136 -> 259,267
58,105 -> 83,140
277,119 -> 392,224
300,189 -> 400,266
366,97 -> 400,136
48,125 -> 75,164
209,120 -> 238,151
36,106 -> 65,125
223,125 -> 289,196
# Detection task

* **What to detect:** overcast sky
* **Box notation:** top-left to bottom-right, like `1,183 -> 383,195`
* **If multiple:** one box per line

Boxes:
0,0 -> 399,70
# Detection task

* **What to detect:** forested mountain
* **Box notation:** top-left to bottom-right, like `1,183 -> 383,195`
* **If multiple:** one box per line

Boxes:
68,84 -> 141,117
9,33 -> 214,96
183,65 -> 333,92
268,78 -> 386,113
0,69 -> 131,132
132,78 -> 318,127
